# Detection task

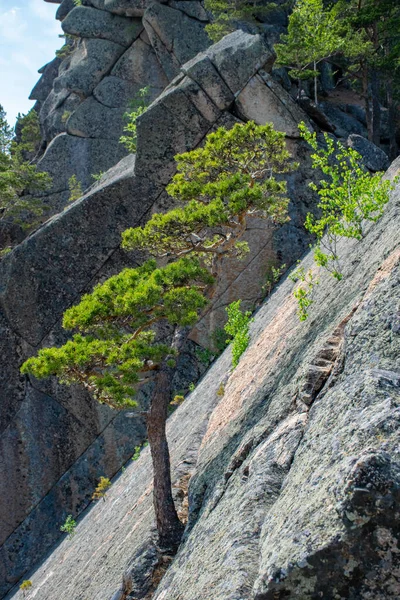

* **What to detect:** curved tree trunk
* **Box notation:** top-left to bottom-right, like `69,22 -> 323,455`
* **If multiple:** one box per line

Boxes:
146,364 -> 184,552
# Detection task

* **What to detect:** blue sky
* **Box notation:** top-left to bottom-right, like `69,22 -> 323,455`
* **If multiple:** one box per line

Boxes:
0,0 -> 62,126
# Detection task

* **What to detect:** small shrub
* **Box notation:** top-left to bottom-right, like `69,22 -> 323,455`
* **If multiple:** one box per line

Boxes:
60,514 -> 76,538
132,442 -> 148,461
171,394 -> 185,406
289,265 -> 319,321
262,262 -> 287,297
91,171 -> 104,182
217,382 -> 225,397
224,300 -> 253,368
20,580 -> 32,597
289,122 -> 398,320
92,476 -> 111,501
188,382 -> 196,392
68,174 -> 83,203
211,327 -> 229,355
61,111 -> 71,124
120,87 -> 150,153
195,345 -> 214,366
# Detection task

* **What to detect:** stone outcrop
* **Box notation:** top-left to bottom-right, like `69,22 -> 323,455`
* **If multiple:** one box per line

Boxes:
6,160 -> 399,600
34,0 -> 211,216
1,27 -> 324,596
2,1 -> 396,597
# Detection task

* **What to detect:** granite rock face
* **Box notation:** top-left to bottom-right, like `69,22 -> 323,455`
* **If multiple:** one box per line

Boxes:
2,28 -> 319,596
6,163 -> 400,600
32,0 -> 211,216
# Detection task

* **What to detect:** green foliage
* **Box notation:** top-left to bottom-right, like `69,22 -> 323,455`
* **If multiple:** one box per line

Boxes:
21,257 -> 213,408
262,262 -> 287,297
211,327 -> 229,355
73,0 -> 83,5
216,382 -> 225,397
60,514 -> 77,538
92,476 -> 111,501
275,0 -> 369,103
132,445 -> 141,461
204,0 -> 282,42
0,106 -> 51,248
68,175 -> 83,203
188,382 -> 196,392
289,265 -> 319,321
56,43 -> 74,59
120,87 -> 150,153
92,171 -> 105,182
171,394 -> 185,406
61,111 -> 71,124
19,580 -> 32,597
123,122 -> 295,263
195,345 -> 214,366
224,300 -> 253,368
289,123 -> 396,321
299,123 -> 395,279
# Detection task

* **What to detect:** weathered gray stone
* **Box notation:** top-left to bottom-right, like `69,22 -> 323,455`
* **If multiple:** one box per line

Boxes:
39,89 -> 81,141
235,71 -> 311,137
182,55 -> 234,111
169,0 -> 208,21
347,134 -> 390,172
0,155 -> 161,345
29,58 -> 61,103
135,75 -> 220,185
8,172 -> 400,600
194,31 -> 275,95
53,38 -> 126,97
89,0 -> 168,17
93,76 -> 140,108
271,66 -> 292,92
37,132 -> 127,193
66,96 -> 126,139
56,0 -> 75,20
143,2 -> 210,80
319,101 -> 367,138
62,6 -> 143,47
111,36 -> 169,93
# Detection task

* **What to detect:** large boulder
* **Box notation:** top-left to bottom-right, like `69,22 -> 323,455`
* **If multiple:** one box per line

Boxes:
37,132 -> 127,193
235,70 -> 312,137
61,6 -> 143,47
89,0 -> 168,17
143,2 -> 210,80
347,134 -> 390,172
65,96 -> 126,139
53,38 -> 126,97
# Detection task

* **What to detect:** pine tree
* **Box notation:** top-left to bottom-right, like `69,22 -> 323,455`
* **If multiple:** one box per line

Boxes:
0,106 -> 51,255
21,121 -> 296,550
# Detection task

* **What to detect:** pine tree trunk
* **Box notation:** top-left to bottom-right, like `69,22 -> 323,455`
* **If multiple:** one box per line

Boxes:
146,364 -> 184,552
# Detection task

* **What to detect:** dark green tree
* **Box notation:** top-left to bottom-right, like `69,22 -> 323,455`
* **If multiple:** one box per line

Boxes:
0,107 -> 51,255
22,121 -> 296,550
339,0 -> 400,151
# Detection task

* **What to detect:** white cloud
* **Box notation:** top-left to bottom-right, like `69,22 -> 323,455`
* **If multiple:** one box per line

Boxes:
0,7 -> 28,42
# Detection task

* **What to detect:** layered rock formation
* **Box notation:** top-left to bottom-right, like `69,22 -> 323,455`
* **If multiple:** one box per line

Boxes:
33,0 -> 210,213
0,26 -> 321,596
2,1 -> 396,597
6,158 -> 399,600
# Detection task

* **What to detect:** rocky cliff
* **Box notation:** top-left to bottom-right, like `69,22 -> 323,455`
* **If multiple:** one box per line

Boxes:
1,0 -> 398,597
6,157 -> 400,600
